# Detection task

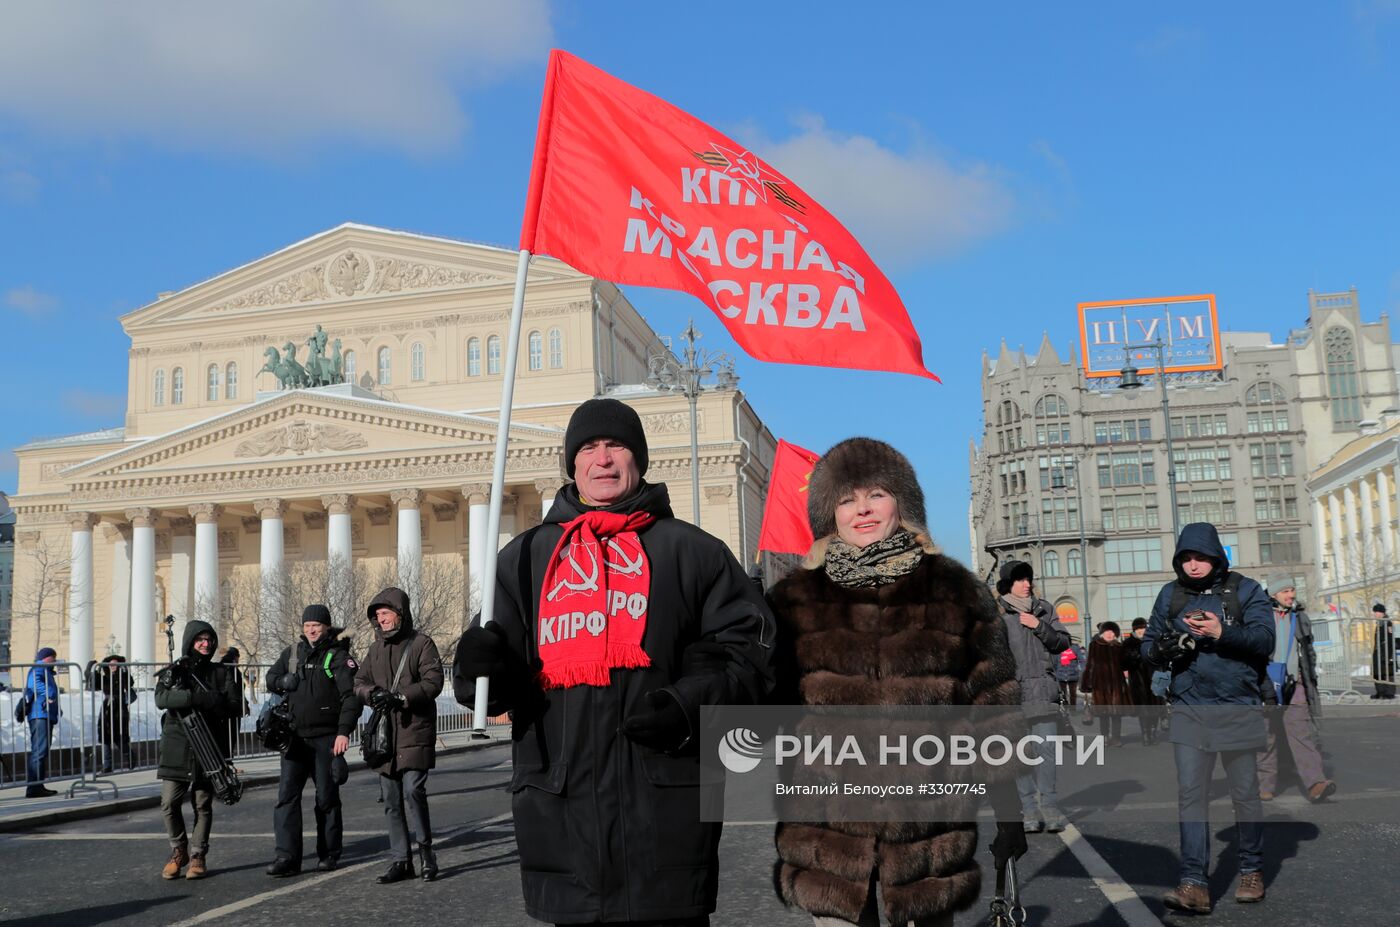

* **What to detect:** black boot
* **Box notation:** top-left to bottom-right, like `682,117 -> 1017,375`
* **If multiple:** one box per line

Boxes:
266,857 -> 301,878
418,844 -> 439,882
376,859 -> 416,884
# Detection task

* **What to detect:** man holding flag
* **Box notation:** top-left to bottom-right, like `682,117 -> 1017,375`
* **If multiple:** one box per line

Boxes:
454,398 -> 775,925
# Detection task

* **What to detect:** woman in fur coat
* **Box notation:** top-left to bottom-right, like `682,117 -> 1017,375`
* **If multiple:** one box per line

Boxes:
769,438 -> 1028,927
1080,622 -> 1130,746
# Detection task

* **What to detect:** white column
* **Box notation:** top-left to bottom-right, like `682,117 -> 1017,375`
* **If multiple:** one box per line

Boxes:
536,478 -> 564,521
464,483 -> 490,619
1361,477 -> 1376,563
1380,467 -> 1397,563
1313,496 -> 1330,588
169,517 -> 195,648
190,503 -> 222,625
392,489 -> 423,604
126,507 -> 156,665
109,525 -> 132,658
67,513 -> 97,684
1328,493 -> 1346,584
322,494 -> 354,567
256,498 -> 286,634
1344,484 -> 1360,581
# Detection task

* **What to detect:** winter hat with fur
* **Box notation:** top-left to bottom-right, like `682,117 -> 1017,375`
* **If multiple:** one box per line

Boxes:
806,437 -> 927,540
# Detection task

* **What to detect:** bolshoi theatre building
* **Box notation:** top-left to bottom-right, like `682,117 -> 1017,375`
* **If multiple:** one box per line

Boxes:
7,224 -> 778,669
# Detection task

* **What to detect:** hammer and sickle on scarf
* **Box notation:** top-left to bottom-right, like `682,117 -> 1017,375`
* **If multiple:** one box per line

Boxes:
547,542 -> 600,601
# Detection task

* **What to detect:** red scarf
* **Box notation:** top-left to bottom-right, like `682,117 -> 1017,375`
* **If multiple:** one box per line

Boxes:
537,510 -> 655,688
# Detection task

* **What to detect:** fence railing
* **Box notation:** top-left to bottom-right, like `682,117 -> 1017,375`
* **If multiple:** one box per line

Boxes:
0,658 -> 505,796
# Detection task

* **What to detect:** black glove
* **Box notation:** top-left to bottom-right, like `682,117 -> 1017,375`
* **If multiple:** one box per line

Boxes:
621,689 -> 691,753
368,687 -> 396,710
159,662 -> 189,689
1150,632 -> 1195,666
277,673 -> 300,693
990,821 -> 1029,868
454,623 -> 510,679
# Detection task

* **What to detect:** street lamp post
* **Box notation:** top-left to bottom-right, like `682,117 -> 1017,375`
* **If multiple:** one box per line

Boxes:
1118,338 -> 1182,540
647,319 -> 737,529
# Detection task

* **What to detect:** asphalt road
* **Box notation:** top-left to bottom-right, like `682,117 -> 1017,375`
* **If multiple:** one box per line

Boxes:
0,733 -> 1396,926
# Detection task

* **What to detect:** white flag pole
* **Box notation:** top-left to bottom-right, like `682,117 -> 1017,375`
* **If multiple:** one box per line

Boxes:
471,247 -> 532,734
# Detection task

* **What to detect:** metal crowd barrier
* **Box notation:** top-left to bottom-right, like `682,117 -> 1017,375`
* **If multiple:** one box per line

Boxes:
1,655 -> 505,798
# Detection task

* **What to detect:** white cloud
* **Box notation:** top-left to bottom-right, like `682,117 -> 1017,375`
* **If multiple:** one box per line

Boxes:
61,390 -> 126,420
0,1 -> 553,157
4,285 -> 57,316
737,116 -> 1014,266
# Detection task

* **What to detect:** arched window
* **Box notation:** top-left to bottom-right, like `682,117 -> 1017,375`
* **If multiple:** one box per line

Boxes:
1033,393 -> 1070,445
172,367 -> 185,404
411,342 -> 425,381
206,364 -> 220,401
466,338 -> 481,376
343,350 -> 356,384
994,400 -> 1024,453
1067,548 -> 1083,576
548,327 -> 564,368
225,362 -> 238,399
1034,393 -> 1067,418
1043,550 -> 1061,578
487,335 -> 502,375
1325,327 -> 1361,427
153,369 -> 166,406
528,330 -> 543,371
1245,381 -> 1285,405
377,347 -> 392,386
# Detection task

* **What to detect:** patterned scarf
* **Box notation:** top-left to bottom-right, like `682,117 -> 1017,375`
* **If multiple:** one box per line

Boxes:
537,510 -> 656,688
824,530 -> 924,588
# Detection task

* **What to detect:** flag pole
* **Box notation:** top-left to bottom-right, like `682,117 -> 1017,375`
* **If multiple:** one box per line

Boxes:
471,246 -> 532,734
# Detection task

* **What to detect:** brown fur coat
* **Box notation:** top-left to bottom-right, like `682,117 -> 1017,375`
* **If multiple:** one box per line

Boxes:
1081,636 -> 1130,711
768,552 -> 1021,924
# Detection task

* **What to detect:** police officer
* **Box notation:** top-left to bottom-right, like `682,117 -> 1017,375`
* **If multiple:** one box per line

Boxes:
265,605 -> 361,876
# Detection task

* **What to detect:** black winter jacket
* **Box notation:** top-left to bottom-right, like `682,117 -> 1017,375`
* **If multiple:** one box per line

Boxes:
267,630 -> 361,738
456,481 -> 775,924
154,620 -> 242,782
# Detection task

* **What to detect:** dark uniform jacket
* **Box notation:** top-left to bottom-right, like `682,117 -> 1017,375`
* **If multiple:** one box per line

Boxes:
267,629 -> 361,738
154,620 -> 242,782
353,588 -> 444,774
458,481 -> 775,925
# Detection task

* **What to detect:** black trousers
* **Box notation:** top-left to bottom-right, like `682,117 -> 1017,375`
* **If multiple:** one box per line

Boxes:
274,733 -> 342,864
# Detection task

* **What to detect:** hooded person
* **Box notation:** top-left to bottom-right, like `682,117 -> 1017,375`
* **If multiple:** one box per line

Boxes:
153,619 -> 243,880
22,647 -> 61,797
994,559 -> 1071,832
452,396 -> 775,925
1142,522 -> 1275,913
767,437 -> 1026,927
265,604 -> 361,876
353,586 -> 444,884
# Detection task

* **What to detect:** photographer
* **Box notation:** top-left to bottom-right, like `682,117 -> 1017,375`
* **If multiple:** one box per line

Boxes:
264,605 -> 361,876
154,621 -> 242,881
1143,523 -> 1274,914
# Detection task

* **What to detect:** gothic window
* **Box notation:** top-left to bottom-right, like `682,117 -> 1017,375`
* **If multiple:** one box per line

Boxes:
548,327 -> 564,368
528,330 -> 543,371
411,342 -> 426,381
377,347 -> 392,386
466,338 -> 481,376
1325,327 -> 1361,427
172,367 -> 185,404
225,362 -> 238,399
153,369 -> 166,406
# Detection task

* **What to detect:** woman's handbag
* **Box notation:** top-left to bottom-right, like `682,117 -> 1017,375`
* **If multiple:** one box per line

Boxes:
989,856 -> 1027,926
360,647 -> 412,767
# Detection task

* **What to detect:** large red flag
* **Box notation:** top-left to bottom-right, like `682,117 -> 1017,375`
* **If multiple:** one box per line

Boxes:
521,50 -> 936,380
757,440 -> 822,556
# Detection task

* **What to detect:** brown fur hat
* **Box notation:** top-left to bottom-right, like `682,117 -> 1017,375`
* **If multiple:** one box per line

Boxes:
807,437 -> 927,540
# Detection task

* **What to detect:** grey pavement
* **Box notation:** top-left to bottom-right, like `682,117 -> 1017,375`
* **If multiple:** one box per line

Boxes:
0,717 -> 1397,926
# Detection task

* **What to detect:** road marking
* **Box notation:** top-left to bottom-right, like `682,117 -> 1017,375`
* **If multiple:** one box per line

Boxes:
166,813 -> 513,927
1057,823 -> 1161,927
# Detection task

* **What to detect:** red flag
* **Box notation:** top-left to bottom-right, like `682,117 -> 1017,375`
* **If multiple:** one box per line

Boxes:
521,50 -> 937,380
757,440 -> 822,556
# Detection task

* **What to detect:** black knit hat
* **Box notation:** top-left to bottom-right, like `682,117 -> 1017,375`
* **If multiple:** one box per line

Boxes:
301,604 -> 333,626
564,398 -> 649,478
1374,603 -> 1388,615
1131,617 -> 1148,630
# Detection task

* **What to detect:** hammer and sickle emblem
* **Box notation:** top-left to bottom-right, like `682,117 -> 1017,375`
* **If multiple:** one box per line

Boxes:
547,542 -> 600,601
604,538 -> 644,576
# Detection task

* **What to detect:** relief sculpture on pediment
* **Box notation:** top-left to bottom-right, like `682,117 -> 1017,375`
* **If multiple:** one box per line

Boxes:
233,420 -> 369,458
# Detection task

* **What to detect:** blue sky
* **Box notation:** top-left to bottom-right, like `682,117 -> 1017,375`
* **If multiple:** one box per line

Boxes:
3,3 -> 1400,563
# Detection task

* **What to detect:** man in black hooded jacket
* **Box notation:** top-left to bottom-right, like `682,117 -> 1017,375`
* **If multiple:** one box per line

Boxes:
1143,523 -> 1274,914
265,604 -> 361,876
454,397 -> 775,926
